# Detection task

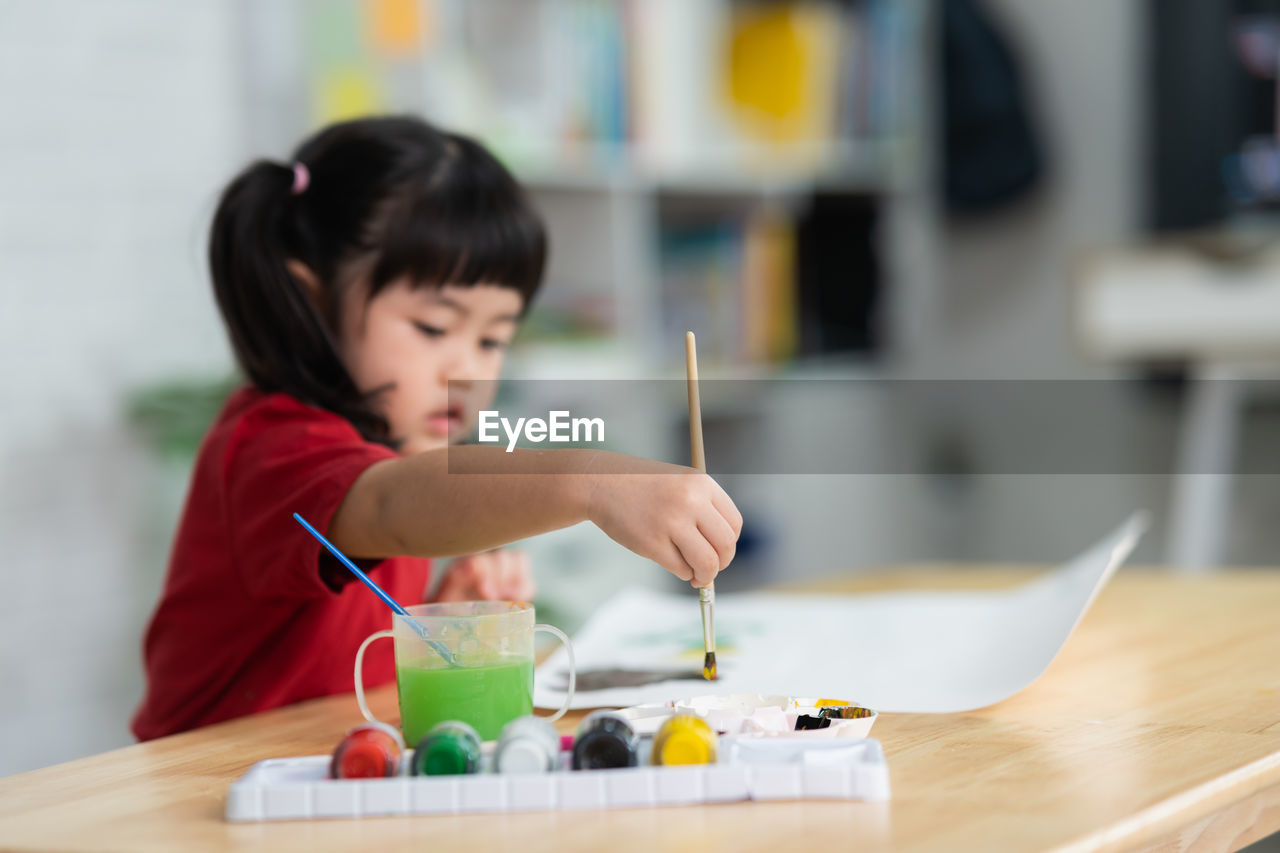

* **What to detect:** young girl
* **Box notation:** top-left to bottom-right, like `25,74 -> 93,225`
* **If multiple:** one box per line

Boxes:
131,117 -> 741,741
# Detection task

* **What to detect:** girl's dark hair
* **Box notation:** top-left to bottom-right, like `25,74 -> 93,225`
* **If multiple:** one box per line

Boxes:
209,116 -> 547,445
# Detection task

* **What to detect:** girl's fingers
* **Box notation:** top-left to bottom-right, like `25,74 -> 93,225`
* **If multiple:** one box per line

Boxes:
712,489 -> 744,536
463,557 -> 494,600
435,552 -> 538,602
655,540 -> 696,583
516,552 -> 536,600
698,512 -> 737,570
497,551 -> 521,598
434,560 -> 474,602
462,558 -> 494,600
510,552 -> 536,601
672,526 -> 720,588
485,550 -> 534,601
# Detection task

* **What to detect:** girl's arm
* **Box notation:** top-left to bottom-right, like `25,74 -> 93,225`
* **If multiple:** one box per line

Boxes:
328,447 -> 741,587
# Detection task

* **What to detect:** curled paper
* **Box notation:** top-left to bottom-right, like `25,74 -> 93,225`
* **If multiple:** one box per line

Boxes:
535,515 -> 1147,713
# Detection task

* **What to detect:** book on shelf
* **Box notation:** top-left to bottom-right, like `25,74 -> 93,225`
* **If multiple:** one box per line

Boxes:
658,206 -> 801,369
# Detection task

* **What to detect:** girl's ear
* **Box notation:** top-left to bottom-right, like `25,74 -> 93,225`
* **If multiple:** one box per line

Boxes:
285,259 -> 324,311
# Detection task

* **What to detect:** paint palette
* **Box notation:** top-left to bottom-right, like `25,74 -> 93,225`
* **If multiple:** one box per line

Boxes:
224,735 -> 889,821
618,694 -> 878,738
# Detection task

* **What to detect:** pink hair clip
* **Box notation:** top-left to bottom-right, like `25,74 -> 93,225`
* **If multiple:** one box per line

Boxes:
291,162 -> 310,196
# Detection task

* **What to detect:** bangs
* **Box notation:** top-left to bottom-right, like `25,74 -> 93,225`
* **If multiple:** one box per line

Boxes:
366,136 -> 546,307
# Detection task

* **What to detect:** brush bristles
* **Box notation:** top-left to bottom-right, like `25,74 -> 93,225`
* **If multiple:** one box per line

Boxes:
702,651 -> 717,681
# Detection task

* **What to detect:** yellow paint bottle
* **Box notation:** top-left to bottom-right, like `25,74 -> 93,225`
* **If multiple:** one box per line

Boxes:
652,715 -> 718,766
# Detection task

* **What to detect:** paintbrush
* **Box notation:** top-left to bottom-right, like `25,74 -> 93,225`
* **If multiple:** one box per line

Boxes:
685,331 -> 717,681
293,513 -> 460,667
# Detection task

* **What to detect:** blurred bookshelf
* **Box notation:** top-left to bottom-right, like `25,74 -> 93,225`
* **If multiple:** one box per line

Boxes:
240,0 -> 937,378
237,0 -> 941,607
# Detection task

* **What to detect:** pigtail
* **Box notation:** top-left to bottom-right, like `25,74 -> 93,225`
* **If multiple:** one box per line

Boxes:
208,161 -> 391,443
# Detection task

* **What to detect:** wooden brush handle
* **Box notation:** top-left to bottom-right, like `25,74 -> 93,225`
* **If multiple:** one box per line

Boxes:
686,332 -> 716,603
685,332 -> 706,473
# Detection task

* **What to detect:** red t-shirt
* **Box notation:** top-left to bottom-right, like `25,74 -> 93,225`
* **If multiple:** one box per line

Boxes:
131,387 -> 431,741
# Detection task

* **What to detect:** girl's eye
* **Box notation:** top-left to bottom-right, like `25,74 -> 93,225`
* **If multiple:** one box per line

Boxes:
413,322 -> 445,339
480,338 -> 508,352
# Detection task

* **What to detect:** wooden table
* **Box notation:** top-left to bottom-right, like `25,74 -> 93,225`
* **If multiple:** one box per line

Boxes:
4,569 -> 1280,852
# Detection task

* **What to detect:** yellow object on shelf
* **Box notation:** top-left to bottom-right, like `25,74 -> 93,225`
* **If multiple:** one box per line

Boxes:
723,1 -> 841,146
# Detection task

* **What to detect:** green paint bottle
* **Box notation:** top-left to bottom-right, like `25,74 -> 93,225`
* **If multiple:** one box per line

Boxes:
412,721 -> 481,776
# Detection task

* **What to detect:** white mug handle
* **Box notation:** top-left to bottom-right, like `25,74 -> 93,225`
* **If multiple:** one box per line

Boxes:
534,623 -> 576,722
354,629 -> 395,725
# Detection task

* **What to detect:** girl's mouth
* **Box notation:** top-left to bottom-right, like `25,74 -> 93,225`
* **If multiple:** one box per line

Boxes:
425,404 -> 465,437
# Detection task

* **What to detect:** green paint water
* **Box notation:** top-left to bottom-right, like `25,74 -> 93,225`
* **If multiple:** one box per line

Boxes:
396,659 -> 534,743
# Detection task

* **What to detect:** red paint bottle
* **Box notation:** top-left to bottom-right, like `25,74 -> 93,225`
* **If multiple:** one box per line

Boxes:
329,721 -> 405,779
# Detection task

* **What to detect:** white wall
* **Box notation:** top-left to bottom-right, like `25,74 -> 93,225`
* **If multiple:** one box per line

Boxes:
0,0 -> 242,775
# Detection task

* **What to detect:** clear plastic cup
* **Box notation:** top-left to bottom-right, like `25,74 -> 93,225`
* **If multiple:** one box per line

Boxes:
354,601 -> 575,743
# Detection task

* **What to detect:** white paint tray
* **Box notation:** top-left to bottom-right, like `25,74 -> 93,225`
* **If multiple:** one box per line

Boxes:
617,694 -> 878,738
225,736 -> 889,821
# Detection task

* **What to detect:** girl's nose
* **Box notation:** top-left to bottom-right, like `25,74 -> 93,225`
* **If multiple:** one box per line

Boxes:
438,340 -> 480,383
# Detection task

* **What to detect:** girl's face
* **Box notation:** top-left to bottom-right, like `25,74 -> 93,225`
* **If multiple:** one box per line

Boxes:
338,278 -> 524,455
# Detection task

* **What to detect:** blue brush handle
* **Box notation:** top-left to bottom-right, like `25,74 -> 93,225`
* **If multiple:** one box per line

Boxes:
293,513 -> 458,666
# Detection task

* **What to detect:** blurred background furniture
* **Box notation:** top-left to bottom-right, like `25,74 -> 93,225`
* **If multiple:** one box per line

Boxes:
1077,242 -> 1280,570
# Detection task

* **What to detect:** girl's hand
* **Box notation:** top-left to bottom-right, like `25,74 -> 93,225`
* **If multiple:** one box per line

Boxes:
585,458 -> 743,588
433,549 -> 536,602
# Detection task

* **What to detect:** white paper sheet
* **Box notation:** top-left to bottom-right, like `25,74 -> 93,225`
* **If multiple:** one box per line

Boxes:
534,514 -> 1147,713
